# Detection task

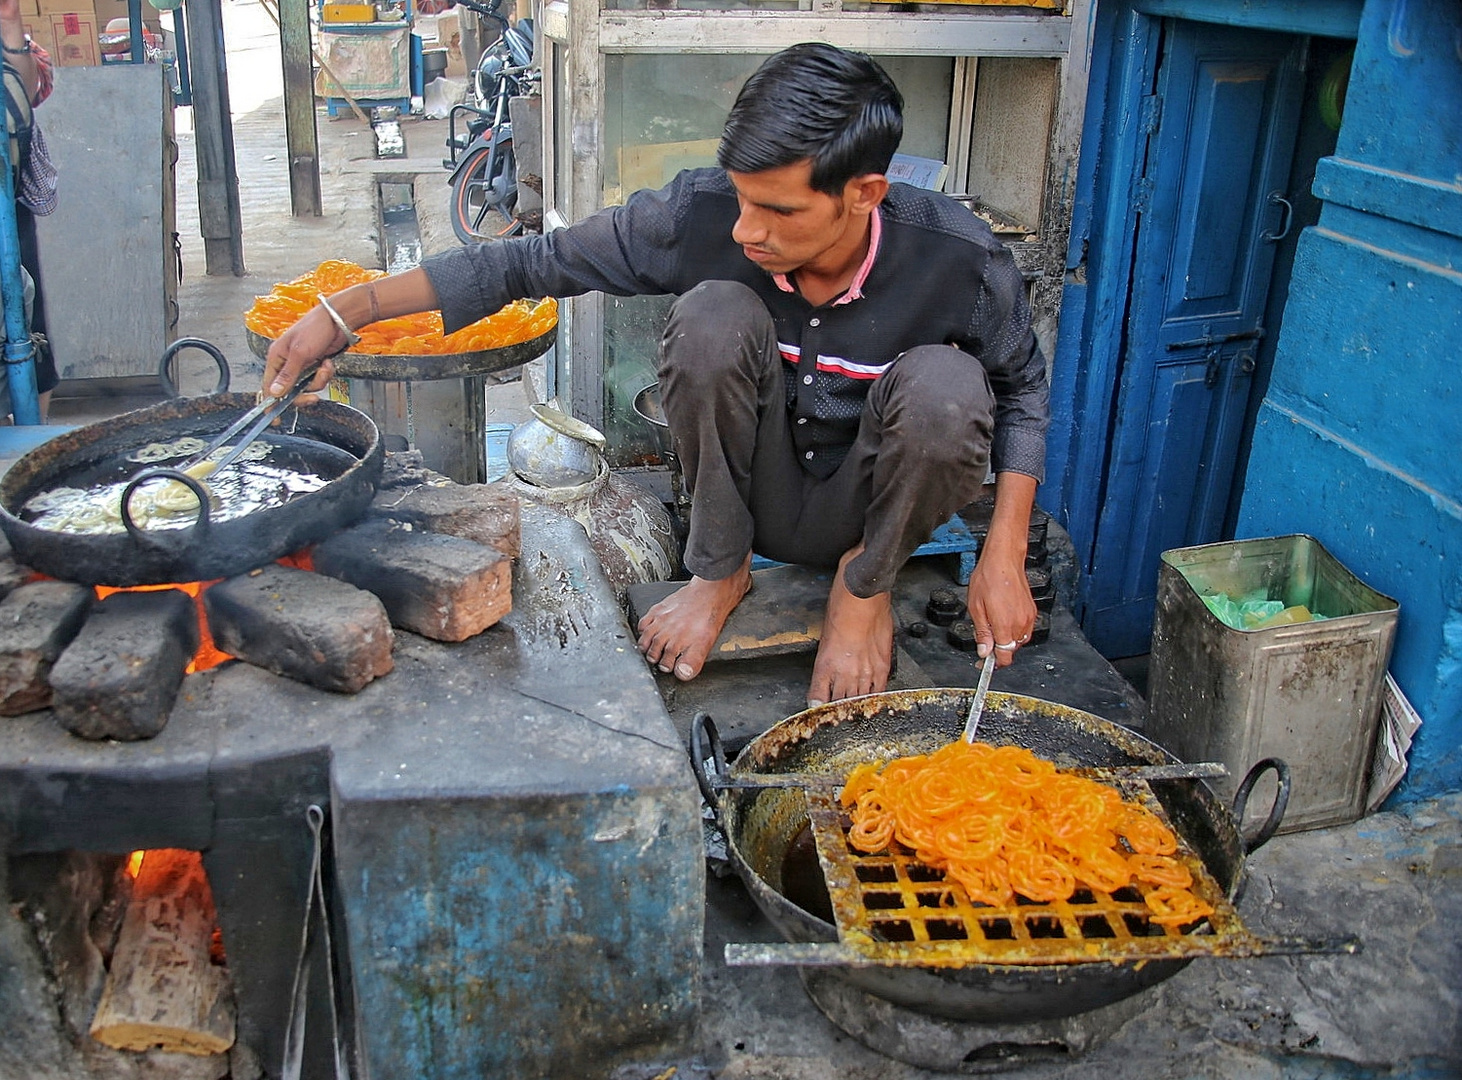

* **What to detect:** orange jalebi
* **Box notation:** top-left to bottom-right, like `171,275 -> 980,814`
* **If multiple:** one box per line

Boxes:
244,258 -> 557,355
840,741 -> 1215,927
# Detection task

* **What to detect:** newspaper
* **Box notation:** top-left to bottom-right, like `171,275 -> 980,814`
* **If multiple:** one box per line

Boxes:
1367,673 -> 1423,812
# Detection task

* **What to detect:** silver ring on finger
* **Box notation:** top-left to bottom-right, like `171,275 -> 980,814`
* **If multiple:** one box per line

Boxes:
995,641 -> 1019,651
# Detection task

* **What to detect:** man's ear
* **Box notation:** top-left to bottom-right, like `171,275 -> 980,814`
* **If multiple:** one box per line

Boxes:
846,174 -> 890,213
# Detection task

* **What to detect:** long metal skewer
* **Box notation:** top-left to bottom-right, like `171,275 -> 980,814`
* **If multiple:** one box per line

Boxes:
961,651 -> 997,742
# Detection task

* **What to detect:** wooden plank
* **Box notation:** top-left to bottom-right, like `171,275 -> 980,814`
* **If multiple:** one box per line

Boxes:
90,850 -> 236,1057
626,564 -> 834,662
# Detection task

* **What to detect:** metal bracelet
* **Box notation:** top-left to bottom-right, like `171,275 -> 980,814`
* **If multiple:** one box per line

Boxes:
317,293 -> 361,347
2,37 -> 32,55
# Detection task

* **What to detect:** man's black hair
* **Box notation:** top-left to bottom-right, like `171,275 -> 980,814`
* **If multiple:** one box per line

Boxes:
718,43 -> 903,196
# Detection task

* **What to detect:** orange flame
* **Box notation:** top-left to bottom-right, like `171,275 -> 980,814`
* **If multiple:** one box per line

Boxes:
94,580 -> 233,673
91,549 -> 316,674
125,850 -> 145,878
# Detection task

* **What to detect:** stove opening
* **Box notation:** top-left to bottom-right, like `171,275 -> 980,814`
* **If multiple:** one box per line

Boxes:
8,848 -> 240,1072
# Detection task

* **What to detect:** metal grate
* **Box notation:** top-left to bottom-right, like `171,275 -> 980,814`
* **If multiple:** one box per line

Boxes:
803,782 -> 1266,967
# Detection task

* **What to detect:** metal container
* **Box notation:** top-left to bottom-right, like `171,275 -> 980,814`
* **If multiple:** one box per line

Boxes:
1147,535 -> 1399,833
507,403 -> 607,488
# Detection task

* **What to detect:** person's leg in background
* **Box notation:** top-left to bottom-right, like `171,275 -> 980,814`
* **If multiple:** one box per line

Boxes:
16,203 -> 56,420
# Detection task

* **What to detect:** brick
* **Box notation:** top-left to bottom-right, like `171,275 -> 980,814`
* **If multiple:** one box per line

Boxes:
0,554 -> 33,603
204,564 -> 394,694
50,590 -> 199,741
0,581 -> 93,715
370,481 -> 521,558
312,519 -> 511,642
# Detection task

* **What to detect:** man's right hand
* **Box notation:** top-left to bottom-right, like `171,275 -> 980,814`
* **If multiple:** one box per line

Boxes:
262,267 -> 442,399
263,304 -> 341,399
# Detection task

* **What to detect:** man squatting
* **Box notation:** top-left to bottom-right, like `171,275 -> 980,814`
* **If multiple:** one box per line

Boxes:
265,42 -> 1050,708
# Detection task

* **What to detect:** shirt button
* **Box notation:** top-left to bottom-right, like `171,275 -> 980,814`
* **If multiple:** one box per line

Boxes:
803,374 -> 813,385
809,317 -> 821,327
796,417 -> 807,425
805,451 -> 814,460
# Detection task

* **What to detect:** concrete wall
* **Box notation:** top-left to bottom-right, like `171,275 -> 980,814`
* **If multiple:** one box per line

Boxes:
1236,0 -> 1462,801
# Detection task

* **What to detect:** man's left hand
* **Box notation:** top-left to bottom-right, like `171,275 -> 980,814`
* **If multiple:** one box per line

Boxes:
965,472 -> 1039,668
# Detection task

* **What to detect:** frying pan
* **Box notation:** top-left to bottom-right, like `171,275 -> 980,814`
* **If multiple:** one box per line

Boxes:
0,392 -> 382,586
694,688 -> 1289,1024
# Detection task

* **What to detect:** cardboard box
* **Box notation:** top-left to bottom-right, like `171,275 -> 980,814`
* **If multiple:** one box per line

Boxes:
45,10 -> 99,66
415,9 -> 464,78
19,0 -> 40,19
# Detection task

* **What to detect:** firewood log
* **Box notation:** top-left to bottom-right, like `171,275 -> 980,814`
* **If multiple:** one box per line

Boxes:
89,849 -> 235,1057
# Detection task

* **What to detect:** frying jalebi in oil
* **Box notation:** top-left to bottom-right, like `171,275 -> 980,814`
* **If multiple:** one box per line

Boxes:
244,259 -> 558,354
840,741 -> 1216,927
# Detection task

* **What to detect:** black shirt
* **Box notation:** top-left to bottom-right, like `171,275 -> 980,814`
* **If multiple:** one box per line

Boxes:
422,167 -> 1049,481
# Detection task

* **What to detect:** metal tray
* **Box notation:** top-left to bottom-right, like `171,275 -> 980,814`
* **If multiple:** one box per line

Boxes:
245,324 -> 557,382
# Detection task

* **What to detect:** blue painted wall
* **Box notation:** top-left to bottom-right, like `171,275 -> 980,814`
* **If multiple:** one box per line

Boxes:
1235,0 -> 1461,800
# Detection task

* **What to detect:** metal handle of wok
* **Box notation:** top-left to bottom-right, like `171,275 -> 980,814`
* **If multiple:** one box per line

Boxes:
158,337 -> 231,398
689,711 -> 728,809
119,467 -> 214,545
1232,757 -> 1291,853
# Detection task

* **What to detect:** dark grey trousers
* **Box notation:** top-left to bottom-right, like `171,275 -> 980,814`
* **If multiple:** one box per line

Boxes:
657,280 -> 995,599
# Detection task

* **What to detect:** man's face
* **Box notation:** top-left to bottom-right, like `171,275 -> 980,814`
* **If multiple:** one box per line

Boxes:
726,160 -> 862,277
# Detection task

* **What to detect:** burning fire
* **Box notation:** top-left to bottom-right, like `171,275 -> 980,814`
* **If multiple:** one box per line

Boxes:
94,581 -> 233,674
125,850 -> 145,877
92,550 -> 316,674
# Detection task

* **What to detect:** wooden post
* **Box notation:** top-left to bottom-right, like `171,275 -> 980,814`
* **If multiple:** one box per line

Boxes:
275,0 -> 323,217
90,849 -> 236,1057
187,0 -> 246,276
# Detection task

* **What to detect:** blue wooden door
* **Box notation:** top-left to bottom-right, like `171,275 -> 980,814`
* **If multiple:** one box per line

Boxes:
1083,21 -> 1306,657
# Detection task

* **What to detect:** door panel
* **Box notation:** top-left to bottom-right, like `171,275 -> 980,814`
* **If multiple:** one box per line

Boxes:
1084,21 -> 1305,657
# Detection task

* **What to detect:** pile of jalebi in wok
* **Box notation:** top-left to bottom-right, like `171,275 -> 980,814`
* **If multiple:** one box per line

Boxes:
244,259 -> 557,355
840,740 -> 1216,927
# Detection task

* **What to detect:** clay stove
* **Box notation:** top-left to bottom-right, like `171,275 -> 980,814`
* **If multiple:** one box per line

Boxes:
0,508 -> 704,1079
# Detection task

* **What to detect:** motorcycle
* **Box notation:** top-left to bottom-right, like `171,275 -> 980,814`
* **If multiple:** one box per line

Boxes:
443,0 -> 538,240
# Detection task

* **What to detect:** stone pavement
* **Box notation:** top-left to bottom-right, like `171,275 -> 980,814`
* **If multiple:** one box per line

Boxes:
44,5 -> 1462,1075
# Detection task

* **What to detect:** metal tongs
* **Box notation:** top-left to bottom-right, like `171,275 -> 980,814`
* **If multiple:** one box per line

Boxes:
120,362 -> 323,535
178,360 -> 325,477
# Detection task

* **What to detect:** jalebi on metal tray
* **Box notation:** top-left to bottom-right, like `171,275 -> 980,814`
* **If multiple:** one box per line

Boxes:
244,260 -> 558,382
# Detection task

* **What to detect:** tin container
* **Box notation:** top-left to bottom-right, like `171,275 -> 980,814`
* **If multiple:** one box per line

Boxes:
1147,535 -> 1398,833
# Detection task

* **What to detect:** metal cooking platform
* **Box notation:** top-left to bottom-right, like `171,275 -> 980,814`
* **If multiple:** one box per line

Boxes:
797,784 -> 1256,967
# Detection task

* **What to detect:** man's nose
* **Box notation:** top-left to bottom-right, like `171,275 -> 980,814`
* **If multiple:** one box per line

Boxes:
731,208 -> 765,246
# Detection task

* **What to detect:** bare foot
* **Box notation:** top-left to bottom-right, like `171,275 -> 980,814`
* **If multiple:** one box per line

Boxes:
636,555 -> 753,682
806,546 -> 894,708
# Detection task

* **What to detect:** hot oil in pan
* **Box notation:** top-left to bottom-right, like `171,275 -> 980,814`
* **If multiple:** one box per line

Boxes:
780,823 -> 836,925
21,435 -> 356,535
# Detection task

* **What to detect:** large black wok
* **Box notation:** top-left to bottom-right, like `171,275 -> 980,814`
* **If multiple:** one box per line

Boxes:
695,688 -> 1286,1025
0,393 -> 382,586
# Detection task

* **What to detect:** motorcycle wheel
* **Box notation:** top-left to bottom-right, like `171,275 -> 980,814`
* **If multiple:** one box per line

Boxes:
450,142 -> 522,242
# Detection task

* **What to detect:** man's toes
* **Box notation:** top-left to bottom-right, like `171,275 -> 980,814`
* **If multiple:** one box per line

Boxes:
673,647 -> 709,682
